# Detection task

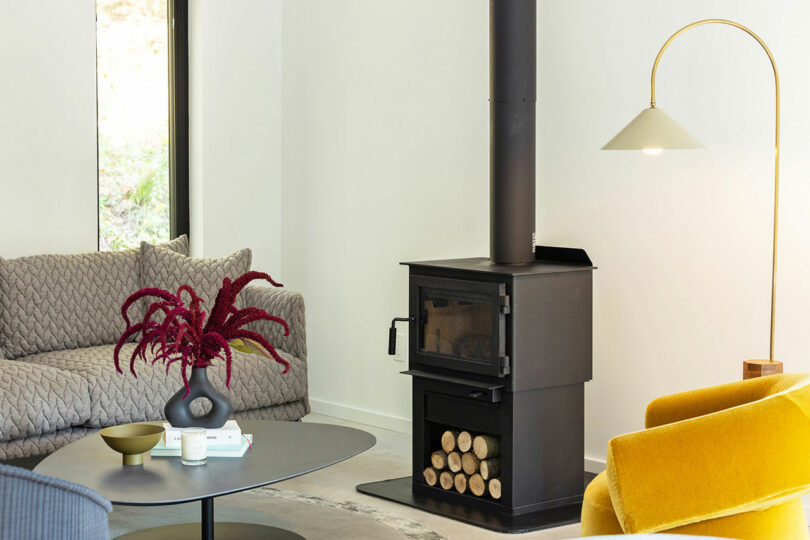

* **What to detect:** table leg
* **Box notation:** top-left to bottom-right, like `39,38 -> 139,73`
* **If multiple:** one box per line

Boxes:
201,497 -> 214,540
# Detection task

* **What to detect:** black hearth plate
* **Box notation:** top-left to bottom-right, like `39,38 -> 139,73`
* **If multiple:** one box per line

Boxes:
356,473 -> 597,534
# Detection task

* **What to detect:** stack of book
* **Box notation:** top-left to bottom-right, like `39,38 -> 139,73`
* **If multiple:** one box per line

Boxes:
150,420 -> 252,457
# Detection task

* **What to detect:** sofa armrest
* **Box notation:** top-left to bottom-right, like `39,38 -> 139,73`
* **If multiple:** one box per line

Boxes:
608,377 -> 810,534
242,286 -> 306,361
645,374 -> 804,428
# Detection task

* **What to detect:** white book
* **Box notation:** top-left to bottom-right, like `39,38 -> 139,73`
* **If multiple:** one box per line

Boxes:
151,434 -> 253,458
162,420 -> 241,448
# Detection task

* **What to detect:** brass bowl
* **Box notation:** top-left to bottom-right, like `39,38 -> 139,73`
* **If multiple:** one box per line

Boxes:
100,423 -> 165,466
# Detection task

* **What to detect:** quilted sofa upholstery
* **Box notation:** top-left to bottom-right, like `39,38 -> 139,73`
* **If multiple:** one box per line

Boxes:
23,342 -> 307,428
0,236 -> 188,359
0,362 -> 90,441
0,239 -> 308,459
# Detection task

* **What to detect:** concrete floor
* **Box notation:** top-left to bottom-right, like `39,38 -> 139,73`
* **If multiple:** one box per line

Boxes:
286,413 -> 582,540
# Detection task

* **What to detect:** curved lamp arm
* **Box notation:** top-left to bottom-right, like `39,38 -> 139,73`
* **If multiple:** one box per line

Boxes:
651,19 -> 780,363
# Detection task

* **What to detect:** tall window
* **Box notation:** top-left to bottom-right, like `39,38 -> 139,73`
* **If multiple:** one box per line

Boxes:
96,0 -> 188,250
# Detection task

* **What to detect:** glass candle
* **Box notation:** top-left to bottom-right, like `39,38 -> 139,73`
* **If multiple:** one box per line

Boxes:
181,428 -> 207,466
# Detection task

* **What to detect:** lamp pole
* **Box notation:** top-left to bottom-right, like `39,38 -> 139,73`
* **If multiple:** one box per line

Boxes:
648,19 -> 781,377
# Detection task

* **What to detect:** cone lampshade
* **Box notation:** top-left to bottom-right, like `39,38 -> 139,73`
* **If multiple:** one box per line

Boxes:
602,107 -> 704,152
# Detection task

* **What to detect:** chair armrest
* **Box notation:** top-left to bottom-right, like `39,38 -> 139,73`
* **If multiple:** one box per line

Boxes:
645,375 -> 799,428
608,379 -> 810,534
242,286 -> 306,361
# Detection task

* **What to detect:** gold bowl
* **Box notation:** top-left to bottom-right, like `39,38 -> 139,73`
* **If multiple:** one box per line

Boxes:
100,423 -> 165,466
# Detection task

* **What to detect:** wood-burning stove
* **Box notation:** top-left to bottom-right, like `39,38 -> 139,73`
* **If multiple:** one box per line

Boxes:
358,250 -> 595,532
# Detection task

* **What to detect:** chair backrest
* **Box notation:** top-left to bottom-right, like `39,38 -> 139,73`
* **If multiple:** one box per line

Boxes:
0,464 -> 112,540
645,372 -> 810,429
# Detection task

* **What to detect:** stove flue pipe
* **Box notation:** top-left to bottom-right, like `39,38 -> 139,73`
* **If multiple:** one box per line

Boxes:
490,0 -> 536,264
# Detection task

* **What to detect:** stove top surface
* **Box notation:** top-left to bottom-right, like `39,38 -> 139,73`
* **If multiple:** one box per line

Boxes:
402,256 -> 593,277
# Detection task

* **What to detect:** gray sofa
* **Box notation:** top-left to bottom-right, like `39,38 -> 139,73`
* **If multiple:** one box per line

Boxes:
0,237 -> 308,459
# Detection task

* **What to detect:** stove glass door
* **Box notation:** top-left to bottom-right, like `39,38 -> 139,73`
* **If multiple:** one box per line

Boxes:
410,276 -> 507,377
421,290 -> 492,360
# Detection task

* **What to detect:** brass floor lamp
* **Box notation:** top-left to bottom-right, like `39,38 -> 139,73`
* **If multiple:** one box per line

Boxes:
602,19 -> 782,379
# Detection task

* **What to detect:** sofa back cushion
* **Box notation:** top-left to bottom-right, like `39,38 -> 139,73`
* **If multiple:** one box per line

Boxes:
0,236 -> 188,359
140,243 -> 252,310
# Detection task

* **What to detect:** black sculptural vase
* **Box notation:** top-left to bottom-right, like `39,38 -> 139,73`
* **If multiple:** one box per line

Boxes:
164,367 -> 232,429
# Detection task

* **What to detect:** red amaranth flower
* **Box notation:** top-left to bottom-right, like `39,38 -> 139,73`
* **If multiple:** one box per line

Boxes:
114,272 -> 290,398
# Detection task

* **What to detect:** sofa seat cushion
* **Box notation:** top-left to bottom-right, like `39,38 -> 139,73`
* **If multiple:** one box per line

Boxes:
0,360 -> 91,442
21,344 -> 307,427
0,236 -> 189,359
581,471 -> 623,536
0,428 -> 93,460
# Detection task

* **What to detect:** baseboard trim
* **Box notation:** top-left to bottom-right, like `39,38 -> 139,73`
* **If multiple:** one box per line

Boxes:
585,456 -> 606,475
309,400 -> 611,474
309,398 -> 412,434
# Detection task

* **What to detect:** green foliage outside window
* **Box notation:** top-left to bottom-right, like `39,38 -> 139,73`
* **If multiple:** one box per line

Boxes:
97,0 -> 170,250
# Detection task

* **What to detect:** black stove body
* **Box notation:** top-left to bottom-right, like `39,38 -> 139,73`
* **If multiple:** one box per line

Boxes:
405,254 -> 593,514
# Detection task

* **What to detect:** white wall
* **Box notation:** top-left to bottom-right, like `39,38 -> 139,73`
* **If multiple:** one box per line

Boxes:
189,0 -> 283,277
281,0 -> 489,430
537,0 -> 810,466
0,1 -> 97,258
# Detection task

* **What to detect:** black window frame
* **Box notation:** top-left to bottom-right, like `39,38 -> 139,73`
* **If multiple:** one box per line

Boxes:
95,0 -> 190,249
168,0 -> 189,239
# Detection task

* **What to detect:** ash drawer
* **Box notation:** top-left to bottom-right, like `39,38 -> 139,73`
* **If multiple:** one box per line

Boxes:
423,391 -> 502,434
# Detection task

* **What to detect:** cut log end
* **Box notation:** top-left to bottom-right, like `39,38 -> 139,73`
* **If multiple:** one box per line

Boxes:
447,451 -> 462,473
439,471 -> 454,490
488,478 -> 502,500
480,458 -> 500,480
469,473 -> 486,497
457,431 -> 472,452
422,467 -> 438,487
461,452 -> 479,475
430,450 -> 447,470
441,430 -> 461,454
472,434 -> 500,460
454,473 -> 468,494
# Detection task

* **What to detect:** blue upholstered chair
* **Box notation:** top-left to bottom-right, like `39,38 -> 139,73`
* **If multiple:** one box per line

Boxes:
0,463 -> 112,540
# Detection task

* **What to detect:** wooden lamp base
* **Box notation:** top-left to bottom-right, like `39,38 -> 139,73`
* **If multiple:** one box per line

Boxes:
743,359 -> 783,380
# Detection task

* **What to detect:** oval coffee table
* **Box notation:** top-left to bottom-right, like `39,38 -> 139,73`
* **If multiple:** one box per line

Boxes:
35,420 -> 376,539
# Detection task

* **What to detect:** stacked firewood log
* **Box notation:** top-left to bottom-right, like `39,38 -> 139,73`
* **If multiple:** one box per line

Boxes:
422,429 -> 501,500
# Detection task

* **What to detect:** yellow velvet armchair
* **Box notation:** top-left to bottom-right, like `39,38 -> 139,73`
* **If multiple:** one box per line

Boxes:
581,373 -> 810,538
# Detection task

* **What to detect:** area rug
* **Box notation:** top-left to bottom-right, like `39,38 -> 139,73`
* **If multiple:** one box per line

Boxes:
109,485 -> 445,540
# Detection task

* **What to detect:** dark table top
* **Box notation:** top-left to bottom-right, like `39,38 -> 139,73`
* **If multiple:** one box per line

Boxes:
34,420 -> 376,506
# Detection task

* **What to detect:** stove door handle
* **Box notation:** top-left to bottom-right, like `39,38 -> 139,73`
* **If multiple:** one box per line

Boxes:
388,327 -> 397,355
388,317 -> 414,355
